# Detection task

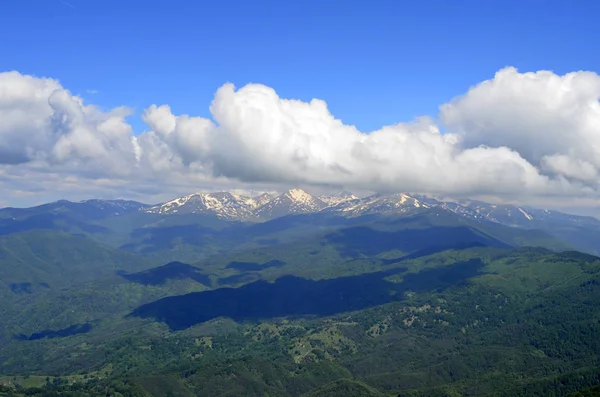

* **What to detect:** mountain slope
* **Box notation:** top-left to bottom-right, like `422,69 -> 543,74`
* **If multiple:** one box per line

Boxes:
1,208 -> 558,345
304,379 -> 388,396
0,230 -> 153,294
327,192 -> 600,255
452,201 -> 600,255
3,239 -> 600,396
145,189 -> 329,221
0,200 -> 153,249
127,247 -> 600,394
144,192 -> 264,220
0,199 -> 147,221
318,191 -> 359,206
327,193 -> 429,216
256,189 -> 328,219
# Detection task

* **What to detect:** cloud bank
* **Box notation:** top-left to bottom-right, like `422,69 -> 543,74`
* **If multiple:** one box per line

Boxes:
1,67 -> 600,206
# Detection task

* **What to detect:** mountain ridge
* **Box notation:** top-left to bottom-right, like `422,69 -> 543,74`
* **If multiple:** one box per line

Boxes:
4,189 -> 600,255
5,189 -> 597,227
138,189 -> 600,255
140,188 -> 600,227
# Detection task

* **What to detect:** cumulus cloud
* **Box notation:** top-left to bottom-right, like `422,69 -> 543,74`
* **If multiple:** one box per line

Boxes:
442,67 -> 600,188
138,78 -> 578,197
1,67 -> 600,207
0,72 -> 138,178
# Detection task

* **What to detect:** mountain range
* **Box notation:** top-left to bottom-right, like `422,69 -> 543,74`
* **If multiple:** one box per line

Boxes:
3,188 -> 600,396
139,188 -> 600,234
141,188 -> 545,223
4,187 -> 597,255
3,188 -> 594,227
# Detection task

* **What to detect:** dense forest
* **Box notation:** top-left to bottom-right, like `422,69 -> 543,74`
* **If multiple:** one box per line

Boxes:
2,203 -> 600,396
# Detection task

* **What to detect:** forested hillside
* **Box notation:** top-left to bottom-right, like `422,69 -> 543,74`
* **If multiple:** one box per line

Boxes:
1,199 -> 600,396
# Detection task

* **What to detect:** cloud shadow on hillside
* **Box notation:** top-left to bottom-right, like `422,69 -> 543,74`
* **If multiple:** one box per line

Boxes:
14,323 -> 92,341
120,225 -> 218,254
325,226 -> 509,257
381,241 -> 489,265
130,258 -> 484,330
117,261 -> 211,286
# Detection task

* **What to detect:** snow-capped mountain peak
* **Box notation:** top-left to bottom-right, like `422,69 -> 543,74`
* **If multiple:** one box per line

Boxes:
144,189 -> 331,220
145,191 -> 261,220
253,193 -> 274,208
285,188 -> 314,203
255,189 -> 327,219
319,191 -> 359,206
395,193 -> 422,207
325,192 -> 430,216
141,188 -> 598,232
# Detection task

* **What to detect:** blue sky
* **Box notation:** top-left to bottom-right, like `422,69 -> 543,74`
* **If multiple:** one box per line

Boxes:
2,0 -> 600,210
1,0 -> 598,133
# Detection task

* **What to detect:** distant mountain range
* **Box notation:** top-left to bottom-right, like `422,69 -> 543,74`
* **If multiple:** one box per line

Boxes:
141,189 -> 600,249
142,188 -> 598,227
0,198 -> 147,220
2,188 -> 595,227
144,188 -> 337,220
3,188 -> 600,255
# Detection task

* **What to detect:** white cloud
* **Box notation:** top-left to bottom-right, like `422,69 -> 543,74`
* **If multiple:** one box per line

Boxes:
0,72 -> 138,179
441,67 -> 600,189
1,67 -> 600,208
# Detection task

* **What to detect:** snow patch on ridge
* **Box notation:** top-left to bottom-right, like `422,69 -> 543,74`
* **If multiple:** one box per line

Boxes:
518,207 -> 534,221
